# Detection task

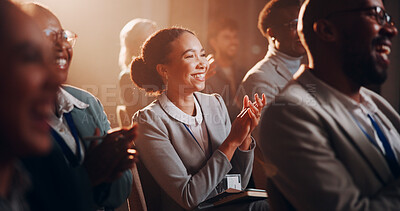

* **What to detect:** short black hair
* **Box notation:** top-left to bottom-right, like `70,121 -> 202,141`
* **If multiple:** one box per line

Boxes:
258,0 -> 301,37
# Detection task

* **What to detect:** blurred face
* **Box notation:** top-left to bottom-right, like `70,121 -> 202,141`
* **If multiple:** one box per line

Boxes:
271,6 -> 306,57
163,32 -> 209,96
31,8 -> 73,83
0,9 -> 59,157
332,0 -> 398,85
210,28 -> 239,59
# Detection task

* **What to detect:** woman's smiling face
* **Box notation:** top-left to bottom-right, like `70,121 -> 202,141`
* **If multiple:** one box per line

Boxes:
161,32 -> 209,95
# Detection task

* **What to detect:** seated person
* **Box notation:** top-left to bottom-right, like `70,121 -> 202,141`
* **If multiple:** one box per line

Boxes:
131,27 -> 268,211
21,3 -> 138,210
0,1 -> 60,210
260,0 -> 400,210
118,18 -> 158,124
204,17 -> 245,122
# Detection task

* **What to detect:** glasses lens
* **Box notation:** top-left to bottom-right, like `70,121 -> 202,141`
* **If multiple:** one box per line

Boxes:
43,29 -> 57,42
43,29 -> 77,47
384,13 -> 393,26
375,7 -> 385,25
375,7 -> 393,26
64,30 -> 77,47
289,20 -> 298,30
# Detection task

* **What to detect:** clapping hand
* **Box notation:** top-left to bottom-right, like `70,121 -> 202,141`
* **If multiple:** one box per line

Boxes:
230,93 -> 266,150
220,93 -> 266,159
84,123 -> 138,186
240,93 -> 266,132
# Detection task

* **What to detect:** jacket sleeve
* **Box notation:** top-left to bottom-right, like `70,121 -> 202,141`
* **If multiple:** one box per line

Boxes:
93,170 -> 133,208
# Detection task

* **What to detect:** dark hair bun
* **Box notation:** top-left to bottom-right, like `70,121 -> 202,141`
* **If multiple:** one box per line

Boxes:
130,27 -> 195,95
130,56 -> 164,94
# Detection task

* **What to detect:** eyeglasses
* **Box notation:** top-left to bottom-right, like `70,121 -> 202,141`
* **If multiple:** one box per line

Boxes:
270,19 -> 299,31
282,19 -> 299,31
43,29 -> 78,47
326,6 -> 394,26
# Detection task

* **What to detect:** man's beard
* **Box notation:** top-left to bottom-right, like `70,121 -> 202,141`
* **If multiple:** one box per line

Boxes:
341,37 -> 387,87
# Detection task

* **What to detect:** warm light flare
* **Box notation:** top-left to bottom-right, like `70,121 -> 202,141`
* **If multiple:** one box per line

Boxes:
127,148 -> 137,154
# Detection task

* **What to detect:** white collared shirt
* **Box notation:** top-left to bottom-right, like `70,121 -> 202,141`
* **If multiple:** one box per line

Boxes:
309,74 -> 400,162
159,93 -> 210,156
48,88 -> 89,162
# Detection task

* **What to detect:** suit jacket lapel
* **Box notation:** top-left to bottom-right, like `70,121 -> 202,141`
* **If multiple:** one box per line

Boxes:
273,61 -> 293,82
194,93 -> 227,157
69,107 -> 97,149
297,69 -> 393,183
158,95 -> 208,157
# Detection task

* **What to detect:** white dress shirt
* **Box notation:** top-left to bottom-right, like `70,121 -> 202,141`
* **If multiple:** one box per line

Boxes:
48,88 -> 89,162
310,74 -> 400,162
159,93 -> 211,157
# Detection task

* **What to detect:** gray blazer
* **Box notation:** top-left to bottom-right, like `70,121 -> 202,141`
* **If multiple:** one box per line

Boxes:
133,92 -> 254,210
240,50 -> 299,190
260,67 -> 400,210
240,52 -> 293,105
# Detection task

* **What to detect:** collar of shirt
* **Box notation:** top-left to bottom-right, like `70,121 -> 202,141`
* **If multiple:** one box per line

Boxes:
304,69 -> 400,160
47,87 -> 87,162
266,45 -> 303,75
158,92 -> 203,126
56,87 -> 89,117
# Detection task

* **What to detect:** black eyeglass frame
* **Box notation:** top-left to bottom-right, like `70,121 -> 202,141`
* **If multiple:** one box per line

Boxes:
269,19 -> 299,31
325,6 -> 394,26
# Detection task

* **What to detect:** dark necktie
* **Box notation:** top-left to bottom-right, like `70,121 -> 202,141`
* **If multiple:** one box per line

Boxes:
367,114 -> 400,178
50,112 -> 82,167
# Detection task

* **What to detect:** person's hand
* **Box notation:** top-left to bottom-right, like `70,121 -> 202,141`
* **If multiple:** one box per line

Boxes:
232,94 -> 266,149
83,123 -> 138,186
247,93 -> 266,133
219,95 -> 255,159
205,54 -> 217,79
219,94 -> 266,158
236,93 -> 266,150
225,95 -> 254,147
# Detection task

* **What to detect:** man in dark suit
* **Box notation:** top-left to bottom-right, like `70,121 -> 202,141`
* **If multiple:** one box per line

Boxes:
260,0 -> 400,210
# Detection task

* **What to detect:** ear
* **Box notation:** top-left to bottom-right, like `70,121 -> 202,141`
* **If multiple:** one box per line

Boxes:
313,20 -> 337,42
266,28 -> 274,38
156,64 -> 168,80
